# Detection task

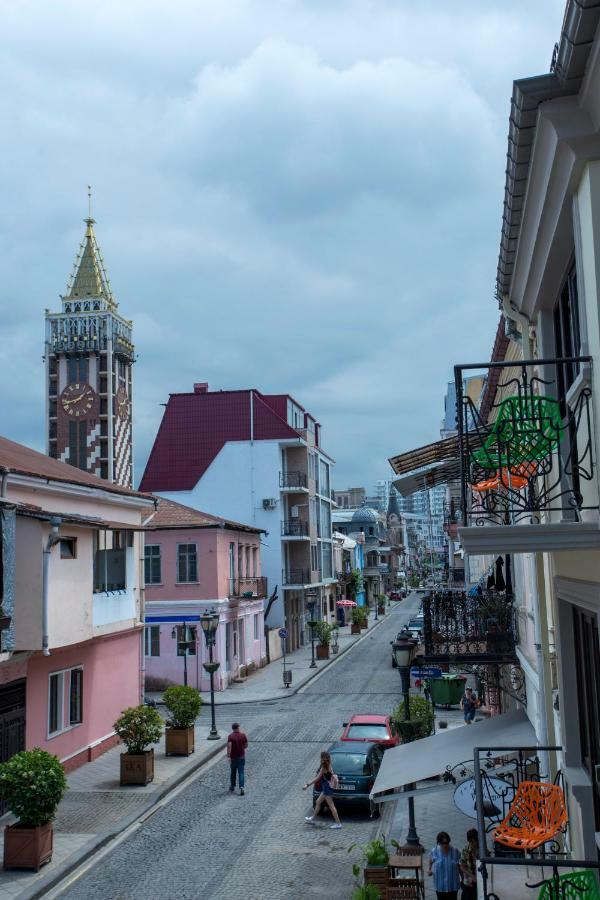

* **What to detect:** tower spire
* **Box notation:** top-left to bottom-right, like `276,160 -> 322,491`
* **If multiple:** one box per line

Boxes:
65,193 -> 115,307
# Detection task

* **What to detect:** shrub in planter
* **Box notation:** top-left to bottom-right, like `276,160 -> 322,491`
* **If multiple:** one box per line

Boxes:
163,686 -> 202,757
349,837 -> 394,889
314,621 -> 332,659
114,705 -> 163,785
391,694 -> 435,741
377,594 -> 386,615
350,607 -> 363,634
0,748 -> 67,870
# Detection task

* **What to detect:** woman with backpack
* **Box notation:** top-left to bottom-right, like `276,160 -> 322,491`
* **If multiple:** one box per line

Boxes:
303,751 -> 342,829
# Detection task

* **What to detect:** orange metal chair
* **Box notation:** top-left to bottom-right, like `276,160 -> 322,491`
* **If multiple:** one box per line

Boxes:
493,781 -> 568,852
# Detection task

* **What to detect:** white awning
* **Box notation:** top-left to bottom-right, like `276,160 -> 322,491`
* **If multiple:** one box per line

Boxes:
371,708 -> 535,802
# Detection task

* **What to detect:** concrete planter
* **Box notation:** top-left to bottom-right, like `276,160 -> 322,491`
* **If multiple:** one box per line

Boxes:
316,645 -> 330,660
120,749 -> 155,785
165,726 -> 195,757
3,821 -> 53,871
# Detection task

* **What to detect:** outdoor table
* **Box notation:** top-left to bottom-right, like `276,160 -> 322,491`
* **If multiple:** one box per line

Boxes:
388,854 -> 424,899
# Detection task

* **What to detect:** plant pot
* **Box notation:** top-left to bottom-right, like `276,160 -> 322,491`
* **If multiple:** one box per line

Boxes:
165,725 -> 195,756
363,865 -> 389,888
3,821 -> 53,871
316,645 -> 330,660
351,623 -> 361,635
120,749 -> 155,785
377,606 -> 385,616
331,644 -> 339,654
360,621 -> 368,630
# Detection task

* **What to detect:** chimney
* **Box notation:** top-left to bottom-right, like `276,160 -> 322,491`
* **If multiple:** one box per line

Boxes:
194,383 -> 208,394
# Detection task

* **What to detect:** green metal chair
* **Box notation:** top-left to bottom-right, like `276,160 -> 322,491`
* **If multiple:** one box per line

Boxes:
537,869 -> 600,899
471,395 -> 563,470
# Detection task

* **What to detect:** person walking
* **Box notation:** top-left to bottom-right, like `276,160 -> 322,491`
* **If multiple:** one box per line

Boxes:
303,751 -> 342,830
460,687 -> 478,725
227,722 -> 248,796
427,831 -> 461,900
459,828 -> 479,899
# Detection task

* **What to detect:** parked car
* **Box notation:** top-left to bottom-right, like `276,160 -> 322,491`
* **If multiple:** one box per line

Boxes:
406,615 -> 424,639
389,590 -> 402,601
341,714 -> 399,748
313,741 -> 385,817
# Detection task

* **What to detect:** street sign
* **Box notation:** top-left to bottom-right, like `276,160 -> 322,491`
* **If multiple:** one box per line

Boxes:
278,628 -> 288,639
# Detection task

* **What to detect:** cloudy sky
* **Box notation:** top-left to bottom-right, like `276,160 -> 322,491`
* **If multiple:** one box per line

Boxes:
1,0 -> 565,489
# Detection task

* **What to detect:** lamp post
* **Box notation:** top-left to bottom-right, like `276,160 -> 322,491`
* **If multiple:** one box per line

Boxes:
200,611 -> 220,740
171,624 -> 196,687
307,598 -> 317,669
392,633 -> 421,849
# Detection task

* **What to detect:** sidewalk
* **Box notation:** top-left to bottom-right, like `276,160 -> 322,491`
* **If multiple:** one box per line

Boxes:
0,607 -> 392,899
0,723 -> 226,900
148,606 -> 390,705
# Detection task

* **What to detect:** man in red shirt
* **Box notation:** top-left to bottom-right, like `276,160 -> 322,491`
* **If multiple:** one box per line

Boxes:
227,722 -> 248,795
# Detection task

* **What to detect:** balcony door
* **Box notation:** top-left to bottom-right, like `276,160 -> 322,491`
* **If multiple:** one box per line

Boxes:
573,606 -> 600,831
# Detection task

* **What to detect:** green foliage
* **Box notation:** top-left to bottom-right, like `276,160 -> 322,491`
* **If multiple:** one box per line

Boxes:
347,569 -> 363,597
114,705 -> 163,754
391,694 -> 435,740
0,749 -> 67,827
351,607 -> 363,625
314,621 -> 332,646
408,574 -> 420,588
163,685 -> 202,729
351,885 -> 382,900
348,836 -> 389,866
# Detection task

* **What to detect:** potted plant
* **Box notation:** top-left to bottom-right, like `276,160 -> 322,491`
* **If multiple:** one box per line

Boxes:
391,695 -> 435,742
359,607 -> 369,629
0,749 -> 67,870
314,621 -> 332,660
163,685 -> 202,756
350,607 -> 362,635
350,864 -> 384,900
115,704 -> 163,785
377,594 -> 386,616
349,836 -> 390,889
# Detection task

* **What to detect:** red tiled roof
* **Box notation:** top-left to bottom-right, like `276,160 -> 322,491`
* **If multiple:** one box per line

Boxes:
479,316 -> 510,423
0,435 -> 153,501
139,389 -> 301,492
143,496 -> 262,534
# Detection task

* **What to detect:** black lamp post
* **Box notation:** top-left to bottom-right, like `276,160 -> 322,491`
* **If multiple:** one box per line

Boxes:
392,633 -> 421,849
200,611 -> 220,740
171,624 -> 196,687
307,598 -> 317,669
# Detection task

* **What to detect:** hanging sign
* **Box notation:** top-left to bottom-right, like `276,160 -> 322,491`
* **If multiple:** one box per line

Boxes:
453,776 -> 515,820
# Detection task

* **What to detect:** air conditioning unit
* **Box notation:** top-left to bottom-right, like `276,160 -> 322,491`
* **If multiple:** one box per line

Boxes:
262,498 -> 278,510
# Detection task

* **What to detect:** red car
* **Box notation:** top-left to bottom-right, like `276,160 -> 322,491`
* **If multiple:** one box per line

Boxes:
340,714 -> 400,749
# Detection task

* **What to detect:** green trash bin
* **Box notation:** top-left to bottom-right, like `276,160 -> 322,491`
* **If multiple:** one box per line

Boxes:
427,675 -> 467,708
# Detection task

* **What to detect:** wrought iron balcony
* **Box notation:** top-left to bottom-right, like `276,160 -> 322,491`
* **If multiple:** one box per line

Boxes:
230,577 -> 268,599
422,589 -> 518,664
281,519 -> 309,537
279,471 -> 308,490
282,568 -> 310,585
455,356 -> 597,528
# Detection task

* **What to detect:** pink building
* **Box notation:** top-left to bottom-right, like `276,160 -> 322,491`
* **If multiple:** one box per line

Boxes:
142,498 -> 266,691
0,435 -> 154,771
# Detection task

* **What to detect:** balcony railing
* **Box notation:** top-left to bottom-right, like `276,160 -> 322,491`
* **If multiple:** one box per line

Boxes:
280,471 -> 308,490
281,519 -> 309,537
455,356 -> 597,528
422,589 -> 518,663
230,577 -> 268,599
282,568 -> 310,585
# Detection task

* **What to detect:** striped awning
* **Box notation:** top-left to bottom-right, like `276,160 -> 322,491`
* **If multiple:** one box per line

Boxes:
389,435 -> 459,476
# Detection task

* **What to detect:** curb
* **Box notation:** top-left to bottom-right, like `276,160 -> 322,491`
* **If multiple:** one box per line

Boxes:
152,608 -> 397,708
20,739 -> 226,900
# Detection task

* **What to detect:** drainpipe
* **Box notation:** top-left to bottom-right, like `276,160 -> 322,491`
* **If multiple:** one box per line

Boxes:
501,296 -> 533,360
0,467 -> 8,498
42,517 -> 61,656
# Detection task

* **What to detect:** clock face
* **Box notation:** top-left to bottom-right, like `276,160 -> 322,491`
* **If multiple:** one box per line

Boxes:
116,387 -> 130,420
60,383 -> 98,418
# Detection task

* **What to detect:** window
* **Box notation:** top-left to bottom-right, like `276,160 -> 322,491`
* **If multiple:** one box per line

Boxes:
237,544 -> 243,579
60,537 -> 77,559
245,546 -> 250,577
252,547 -> 257,577
48,667 -> 83,736
145,625 -> 160,657
554,261 -> 581,394
176,625 -> 197,656
253,614 -> 259,641
177,544 -> 198,582
93,530 -> 126,592
311,544 -> 318,571
144,545 -> 162,585
229,542 -> 235,591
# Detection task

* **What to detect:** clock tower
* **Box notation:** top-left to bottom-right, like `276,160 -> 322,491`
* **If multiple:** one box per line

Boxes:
45,213 -> 134,487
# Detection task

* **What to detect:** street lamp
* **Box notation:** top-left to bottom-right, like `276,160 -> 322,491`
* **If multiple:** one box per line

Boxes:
200,611 -> 220,740
307,598 -> 317,669
171,624 -> 196,687
392,633 -> 422,849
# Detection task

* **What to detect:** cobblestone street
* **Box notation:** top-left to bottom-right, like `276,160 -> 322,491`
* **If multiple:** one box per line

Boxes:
57,599 -> 418,900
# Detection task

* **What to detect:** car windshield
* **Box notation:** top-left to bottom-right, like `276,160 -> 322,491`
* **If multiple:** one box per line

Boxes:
330,752 -> 371,775
346,724 -> 388,740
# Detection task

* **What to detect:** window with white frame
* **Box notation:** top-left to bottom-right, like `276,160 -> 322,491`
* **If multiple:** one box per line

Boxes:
144,545 -> 162,585
48,667 -> 83,736
145,625 -> 160,657
253,614 -> 259,641
177,543 -> 198,583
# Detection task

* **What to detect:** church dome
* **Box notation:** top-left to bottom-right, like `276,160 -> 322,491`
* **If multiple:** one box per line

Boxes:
351,506 -> 379,524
